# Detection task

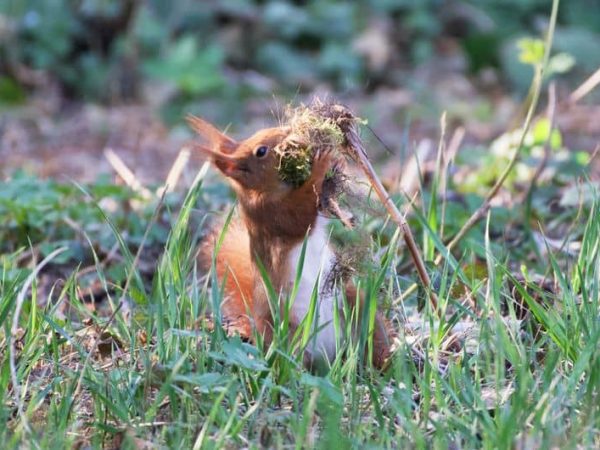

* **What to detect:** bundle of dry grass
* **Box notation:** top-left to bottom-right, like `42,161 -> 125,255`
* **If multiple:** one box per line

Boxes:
274,101 -> 346,187
274,99 -> 364,226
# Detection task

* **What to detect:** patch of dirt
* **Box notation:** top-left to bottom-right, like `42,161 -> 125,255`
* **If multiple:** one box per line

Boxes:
1,95 -> 183,184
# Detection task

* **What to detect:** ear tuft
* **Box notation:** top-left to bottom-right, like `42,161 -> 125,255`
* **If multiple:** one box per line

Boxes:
186,115 -> 237,152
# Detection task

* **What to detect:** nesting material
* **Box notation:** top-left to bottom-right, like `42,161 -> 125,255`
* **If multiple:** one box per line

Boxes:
274,103 -> 345,187
275,99 -> 435,308
275,99 -> 365,226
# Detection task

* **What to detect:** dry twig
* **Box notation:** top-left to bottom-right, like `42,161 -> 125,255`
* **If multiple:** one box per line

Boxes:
341,120 -> 438,311
430,0 -> 559,266
157,146 -> 191,196
357,152 -> 438,309
283,100 -> 438,311
104,148 -> 152,199
569,66 -> 600,104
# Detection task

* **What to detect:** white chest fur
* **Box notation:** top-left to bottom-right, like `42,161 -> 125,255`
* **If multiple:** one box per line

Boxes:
286,217 -> 339,363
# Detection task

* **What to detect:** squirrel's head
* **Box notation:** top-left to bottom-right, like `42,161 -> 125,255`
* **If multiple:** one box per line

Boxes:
188,116 -> 292,199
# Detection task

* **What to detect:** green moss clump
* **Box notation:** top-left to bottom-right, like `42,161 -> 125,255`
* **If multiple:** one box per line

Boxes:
276,142 -> 313,188
275,105 -> 345,188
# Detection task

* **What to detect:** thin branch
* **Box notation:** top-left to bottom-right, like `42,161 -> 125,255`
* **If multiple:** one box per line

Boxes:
570,66 -> 600,104
435,67 -> 544,265
433,0 -> 560,266
104,148 -> 153,199
398,139 -> 433,196
446,127 -> 465,163
524,82 -> 557,206
157,146 -> 191,197
344,128 -> 439,312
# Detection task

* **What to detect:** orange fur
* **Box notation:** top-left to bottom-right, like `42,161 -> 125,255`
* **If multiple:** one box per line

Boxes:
200,219 -> 254,338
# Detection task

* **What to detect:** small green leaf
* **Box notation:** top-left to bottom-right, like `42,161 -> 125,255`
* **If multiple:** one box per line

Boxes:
547,52 -> 576,75
575,151 -> 590,165
517,38 -> 545,66
210,339 -> 269,372
532,118 -> 562,150
300,373 -> 343,406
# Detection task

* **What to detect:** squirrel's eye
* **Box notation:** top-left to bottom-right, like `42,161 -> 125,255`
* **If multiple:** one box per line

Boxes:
254,145 -> 269,158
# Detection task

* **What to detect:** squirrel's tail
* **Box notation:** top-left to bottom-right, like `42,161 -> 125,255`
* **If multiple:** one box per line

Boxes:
200,218 -> 254,339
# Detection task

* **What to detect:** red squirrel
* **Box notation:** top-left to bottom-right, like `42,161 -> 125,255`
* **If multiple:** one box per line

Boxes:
188,116 -> 393,369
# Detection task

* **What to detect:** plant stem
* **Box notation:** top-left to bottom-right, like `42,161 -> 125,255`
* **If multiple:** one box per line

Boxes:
344,129 -> 439,312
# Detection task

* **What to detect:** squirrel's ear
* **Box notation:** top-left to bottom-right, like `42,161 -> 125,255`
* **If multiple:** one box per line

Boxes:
187,115 -> 237,153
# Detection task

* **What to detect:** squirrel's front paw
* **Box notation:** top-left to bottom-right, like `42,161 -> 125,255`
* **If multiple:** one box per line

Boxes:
309,150 -> 334,186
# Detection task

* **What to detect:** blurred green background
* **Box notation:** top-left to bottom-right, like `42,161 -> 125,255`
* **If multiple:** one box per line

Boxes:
3,1 -> 598,101
0,0 -> 598,180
